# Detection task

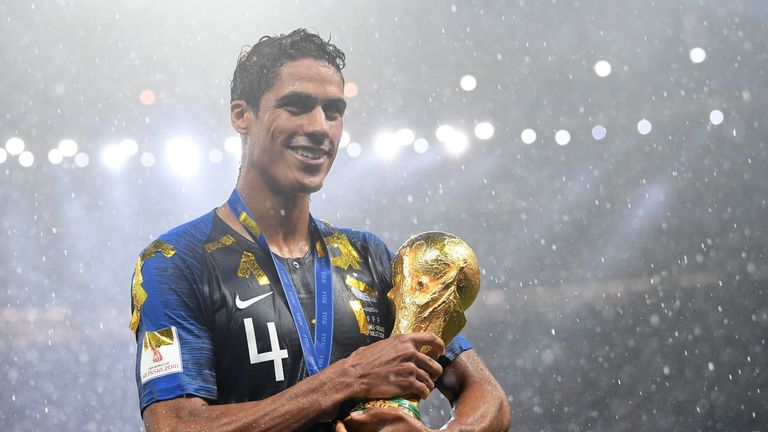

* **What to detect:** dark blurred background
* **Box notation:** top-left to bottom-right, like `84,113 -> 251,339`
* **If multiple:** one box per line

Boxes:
1,1 -> 766,430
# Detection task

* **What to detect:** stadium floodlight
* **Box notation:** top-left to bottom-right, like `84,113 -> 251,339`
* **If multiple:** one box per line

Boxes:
224,136 -> 242,156
166,137 -> 200,177
374,132 -> 399,160
102,144 -> 127,170
19,151 -> 35,167
58,139 -> 78,157
474,122 -> 495,140
339,131 -> 350,149
555,130 -> 571,146
6,137 -> 25,155
119,139 -> 138,156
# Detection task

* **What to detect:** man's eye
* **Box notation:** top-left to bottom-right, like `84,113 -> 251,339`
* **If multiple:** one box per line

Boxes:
286,103 -> 311,114
323,105 -> 345,120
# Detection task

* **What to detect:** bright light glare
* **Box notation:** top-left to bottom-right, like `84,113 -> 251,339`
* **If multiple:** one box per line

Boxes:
474,122 -> 495,140
209,148 -> 224,164
460,75 -> 477,91
521,128 -> 537,145
6,137 -> 25,155
637,119 -> 653,135
689,47 -> 706,64
0,149 -> 7,164
74,152 -> 90,167
19,151 -> 34,167
224,136 -> 242,155
435,124 -> 469,155
339,131 -> 350,148
592,125 -> 607,140
435,125 -> 456,143
413,138 -> 429,154
48,148 -> 64,165
374,132 -> 399,160
555,130 -> 571,146
346,142 -> 362,158
395,128 -> 415,146
166,137 -> 200,177
709,109 -> 724,125
102,144 -> 127,170
119,139 -> 138,156
344,82 -> 359,98
58,139 -> 78,157
444,131 -> 469,155
139,89 -> 156,105
594,60 -> 612,77
140,152 -> 156,167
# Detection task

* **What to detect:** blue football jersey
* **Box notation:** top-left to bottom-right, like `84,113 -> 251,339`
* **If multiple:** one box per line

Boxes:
130,210 -> 471,426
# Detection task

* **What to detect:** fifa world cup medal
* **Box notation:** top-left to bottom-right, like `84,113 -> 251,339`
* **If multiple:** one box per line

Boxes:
353,231 -> 481,421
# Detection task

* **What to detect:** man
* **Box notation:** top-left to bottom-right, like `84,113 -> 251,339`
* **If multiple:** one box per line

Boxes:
130,28 -> 511,431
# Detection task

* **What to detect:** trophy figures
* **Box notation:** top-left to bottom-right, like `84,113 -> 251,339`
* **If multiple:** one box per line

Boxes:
354,231 -> 481,420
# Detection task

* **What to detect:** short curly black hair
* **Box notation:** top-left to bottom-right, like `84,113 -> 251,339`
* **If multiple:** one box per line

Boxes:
230,28 -> 346,113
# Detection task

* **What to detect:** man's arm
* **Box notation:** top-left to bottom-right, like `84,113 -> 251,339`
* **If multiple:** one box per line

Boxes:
338,350 -> 511,432
143,333 -> 446,432
437,350 -> 511,431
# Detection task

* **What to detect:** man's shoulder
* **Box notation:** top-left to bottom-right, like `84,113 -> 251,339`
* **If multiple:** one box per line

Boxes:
139,209 -> 218,261
317,220 -> 389,252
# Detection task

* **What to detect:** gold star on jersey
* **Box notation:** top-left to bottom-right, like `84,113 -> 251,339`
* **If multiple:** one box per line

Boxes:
324,231 -> 362,270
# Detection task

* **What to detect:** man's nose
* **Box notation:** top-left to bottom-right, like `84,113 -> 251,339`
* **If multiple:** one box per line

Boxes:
303,105 -> 331,143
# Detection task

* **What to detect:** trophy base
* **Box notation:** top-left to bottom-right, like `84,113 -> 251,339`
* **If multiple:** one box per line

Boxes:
352,397 -> 421,421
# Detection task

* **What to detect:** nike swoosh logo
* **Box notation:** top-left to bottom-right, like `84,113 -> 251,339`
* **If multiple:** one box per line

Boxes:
235,291 -> 273,309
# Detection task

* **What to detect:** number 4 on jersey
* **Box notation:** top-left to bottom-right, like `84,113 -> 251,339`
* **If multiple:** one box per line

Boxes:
243,319 -> 288,381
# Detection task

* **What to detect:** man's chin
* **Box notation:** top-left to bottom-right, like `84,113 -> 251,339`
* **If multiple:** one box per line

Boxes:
298,180 -> 324,195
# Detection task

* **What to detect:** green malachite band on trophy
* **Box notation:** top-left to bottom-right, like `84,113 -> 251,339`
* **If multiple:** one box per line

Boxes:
392,397 -> 421,420
352,397 -> 421,421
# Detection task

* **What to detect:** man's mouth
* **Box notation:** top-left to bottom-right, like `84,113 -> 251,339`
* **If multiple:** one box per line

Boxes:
290,147 -> 326,161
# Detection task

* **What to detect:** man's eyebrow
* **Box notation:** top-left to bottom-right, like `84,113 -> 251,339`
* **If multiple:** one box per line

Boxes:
275,91 -> 317,106
275,92 -> 346,110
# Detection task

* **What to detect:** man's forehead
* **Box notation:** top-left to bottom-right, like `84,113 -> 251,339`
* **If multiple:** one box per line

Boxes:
271,58 -> 344,94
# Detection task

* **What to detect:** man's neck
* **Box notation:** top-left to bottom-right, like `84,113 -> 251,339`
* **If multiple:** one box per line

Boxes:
225,175 -> 312,259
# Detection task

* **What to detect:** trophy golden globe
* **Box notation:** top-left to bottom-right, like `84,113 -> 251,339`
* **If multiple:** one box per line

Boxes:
353,231 -> 481,421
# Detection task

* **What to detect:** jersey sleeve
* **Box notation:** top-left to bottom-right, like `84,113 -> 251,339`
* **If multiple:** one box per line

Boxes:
443,334 -> 472,362
131,240 -> 217,413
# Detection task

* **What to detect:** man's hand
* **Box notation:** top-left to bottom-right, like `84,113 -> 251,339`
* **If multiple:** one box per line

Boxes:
336,408 -> 430,432
340,332 -> 445,400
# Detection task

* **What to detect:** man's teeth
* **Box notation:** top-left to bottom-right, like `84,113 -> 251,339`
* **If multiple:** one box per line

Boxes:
293,148 -> 323,160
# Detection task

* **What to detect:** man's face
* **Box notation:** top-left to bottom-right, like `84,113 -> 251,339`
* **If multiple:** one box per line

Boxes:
244,58 -> 346,195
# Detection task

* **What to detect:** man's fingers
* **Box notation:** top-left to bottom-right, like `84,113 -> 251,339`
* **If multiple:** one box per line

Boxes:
413,365 -> 436,395
335,420 -> 349,432
345,332 -> 446,401
344,408 -> 424,432
406,373 -> 433,400
407,332 -> 446,357
345,407 -> 407,424
413,352 -> 443,382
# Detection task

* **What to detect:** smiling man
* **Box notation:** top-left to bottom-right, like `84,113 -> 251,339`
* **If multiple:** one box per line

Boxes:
130,28 -> 511,432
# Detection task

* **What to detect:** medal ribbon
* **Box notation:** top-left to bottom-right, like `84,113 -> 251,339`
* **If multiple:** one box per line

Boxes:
227,189 -> 334,375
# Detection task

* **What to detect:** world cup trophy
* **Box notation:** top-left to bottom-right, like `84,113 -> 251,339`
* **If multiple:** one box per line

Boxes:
354,231 -> 481,421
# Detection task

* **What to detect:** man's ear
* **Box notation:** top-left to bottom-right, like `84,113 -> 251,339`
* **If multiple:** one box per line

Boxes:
231,100 -> 251,135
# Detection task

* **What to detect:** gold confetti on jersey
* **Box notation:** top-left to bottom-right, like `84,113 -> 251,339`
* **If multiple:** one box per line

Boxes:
345,275 -> 379,300
348,300 -> 369,334
143,327 -> 176,351
237,251 -> 270,285
324,231 -> 361,270
203,234 -> 235,253
129,240 -> 176,333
